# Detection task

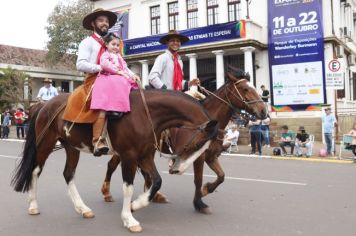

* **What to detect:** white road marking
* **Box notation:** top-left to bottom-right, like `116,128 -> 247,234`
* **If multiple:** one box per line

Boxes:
0,154 -> 20,159
161,171 -> 307,186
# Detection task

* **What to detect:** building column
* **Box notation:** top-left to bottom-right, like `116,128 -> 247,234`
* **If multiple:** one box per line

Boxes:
161,2 -> 168,33
219,0 -> 228,23
241,46 -> 256,86
197,0 -> 207,27
212,50 -> 225,89
140,60 -> 149,87
186,53 -> 198,81
69,80 -> 74,92
24,77 -> 29,101
178,0 -> 187,30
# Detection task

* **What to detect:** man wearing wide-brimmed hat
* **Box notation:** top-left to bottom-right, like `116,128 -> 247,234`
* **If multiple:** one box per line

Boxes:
37,78 -> 58,102
62,8 -> 118,156
148,30 -> 199,91
295,126 -> 312,157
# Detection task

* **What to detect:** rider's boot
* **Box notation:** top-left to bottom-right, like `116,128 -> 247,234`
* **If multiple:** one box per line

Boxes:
92,113 -> 109,156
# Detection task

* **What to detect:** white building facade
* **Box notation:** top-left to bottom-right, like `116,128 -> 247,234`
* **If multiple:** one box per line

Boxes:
91,0 -> 356,117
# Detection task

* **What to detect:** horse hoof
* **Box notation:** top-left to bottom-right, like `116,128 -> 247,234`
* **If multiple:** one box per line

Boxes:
83,211 -> 95,218
197,207 -> 212,215
104,195 -> 114,202
152,192 -> 169,203
201,186 -> 209,197
128,225 -> 143,233
28,208 -> 40,215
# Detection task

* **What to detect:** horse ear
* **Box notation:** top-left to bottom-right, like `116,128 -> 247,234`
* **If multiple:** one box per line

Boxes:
226,72 -> 237,83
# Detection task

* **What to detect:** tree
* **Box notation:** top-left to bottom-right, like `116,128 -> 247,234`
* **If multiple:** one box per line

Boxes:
0,67 -> 31,110
46,0 -> 93,65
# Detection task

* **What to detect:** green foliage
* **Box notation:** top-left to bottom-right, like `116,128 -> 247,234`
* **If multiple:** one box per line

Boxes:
46,0 -> 93,65
0,67 -> 31,110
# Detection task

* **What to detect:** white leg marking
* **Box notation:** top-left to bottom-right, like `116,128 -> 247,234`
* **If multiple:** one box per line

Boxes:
28,166 -> 41,214
178,141 -> 211,174
131,187 -> 151,211
121,183 -> 140,228
67,180 -> 92,215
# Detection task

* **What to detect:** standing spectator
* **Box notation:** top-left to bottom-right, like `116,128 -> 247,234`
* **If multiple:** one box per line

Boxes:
23,110 -> 30,137
295,126 -> 312,157
348,123 -> 356,156
1,109 -> 11,139
260,85 -> 270,103
322,107 -> 337,156
37,78 -> 59,102
248,117 -> 262,155
0,111 -> 2,138
279,125 -> 295,156
14,108 -> 26,139
261,116 -> 271,148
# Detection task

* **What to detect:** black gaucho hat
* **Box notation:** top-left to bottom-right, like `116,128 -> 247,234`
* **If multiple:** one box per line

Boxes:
82,8 -> 117,31
159,30 -> 190,45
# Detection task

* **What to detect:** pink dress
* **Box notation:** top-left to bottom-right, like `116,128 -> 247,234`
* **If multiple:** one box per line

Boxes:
91,51 -> 138,112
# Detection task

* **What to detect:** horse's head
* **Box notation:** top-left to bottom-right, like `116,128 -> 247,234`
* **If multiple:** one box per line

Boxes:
225,66 -> 268,120
167,120 -> 218,175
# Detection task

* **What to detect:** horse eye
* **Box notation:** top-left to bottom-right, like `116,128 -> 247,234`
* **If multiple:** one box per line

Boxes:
243,88 -> 249,92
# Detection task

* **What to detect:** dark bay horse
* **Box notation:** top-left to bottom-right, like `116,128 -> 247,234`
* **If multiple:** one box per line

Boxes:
101,70 -> 268,213
11,90 -> 218,233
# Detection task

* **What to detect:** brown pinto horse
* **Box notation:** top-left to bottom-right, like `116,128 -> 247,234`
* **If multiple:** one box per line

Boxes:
11,90 -> 218,233
101,69 -> 268,213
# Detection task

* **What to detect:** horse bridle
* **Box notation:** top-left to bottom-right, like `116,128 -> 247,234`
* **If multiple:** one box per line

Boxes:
171,121 -> 214,156
199,79 -> 264,113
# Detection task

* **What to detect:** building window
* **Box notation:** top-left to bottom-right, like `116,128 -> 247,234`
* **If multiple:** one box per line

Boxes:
228,0 -> 241,22
207,0 -> 219,25
187,0 -> 198,28
168,2 -> 179,30
150,5 -> 160,35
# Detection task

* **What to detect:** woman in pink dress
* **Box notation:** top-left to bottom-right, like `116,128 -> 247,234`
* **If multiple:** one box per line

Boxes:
91,33 -> 139,117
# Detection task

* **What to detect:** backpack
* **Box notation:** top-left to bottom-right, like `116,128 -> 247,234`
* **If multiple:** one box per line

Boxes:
273,148 -> 281,156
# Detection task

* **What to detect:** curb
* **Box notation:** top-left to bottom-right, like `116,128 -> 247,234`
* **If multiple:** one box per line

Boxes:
222,153 -> 354,164
0,139 -> 25,143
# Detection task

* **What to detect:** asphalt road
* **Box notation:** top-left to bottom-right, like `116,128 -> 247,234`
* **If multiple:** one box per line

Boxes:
1,140 -> 356,236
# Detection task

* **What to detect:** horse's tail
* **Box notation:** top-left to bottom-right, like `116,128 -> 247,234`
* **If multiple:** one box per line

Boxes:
11,107 -> 41,193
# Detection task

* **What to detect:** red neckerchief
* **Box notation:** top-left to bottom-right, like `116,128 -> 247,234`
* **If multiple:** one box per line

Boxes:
91,33 -> 106,65
172,52 -> 183,91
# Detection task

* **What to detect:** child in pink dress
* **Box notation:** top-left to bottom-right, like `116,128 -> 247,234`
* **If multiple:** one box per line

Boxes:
91,33 -> 139,116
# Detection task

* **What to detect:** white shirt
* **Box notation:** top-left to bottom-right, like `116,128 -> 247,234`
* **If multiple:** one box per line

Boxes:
148,50 -> 186,89
76,32 -> 102,74
225,129 -> 239,142
37,85 -> 58,101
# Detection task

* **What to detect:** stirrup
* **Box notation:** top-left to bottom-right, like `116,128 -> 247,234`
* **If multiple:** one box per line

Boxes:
93,146 -> 109,157
93,139 -> 109,156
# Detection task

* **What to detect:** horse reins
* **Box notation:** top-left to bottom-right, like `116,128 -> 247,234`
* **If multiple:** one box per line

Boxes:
136,80 -> 161,151
198,79 -> 264,112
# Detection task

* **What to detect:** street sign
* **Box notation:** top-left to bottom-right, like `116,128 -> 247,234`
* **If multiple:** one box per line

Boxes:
326,59 -> 344,89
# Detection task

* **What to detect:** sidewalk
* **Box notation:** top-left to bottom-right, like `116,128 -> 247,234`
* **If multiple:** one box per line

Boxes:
2,126 -> 355,163
227,141 -> 355,163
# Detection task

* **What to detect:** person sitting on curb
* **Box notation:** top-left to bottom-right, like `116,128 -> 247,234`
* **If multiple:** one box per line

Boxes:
222,125 -> 239,152
294,126 -> 312,157
279,125 -> 295,156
